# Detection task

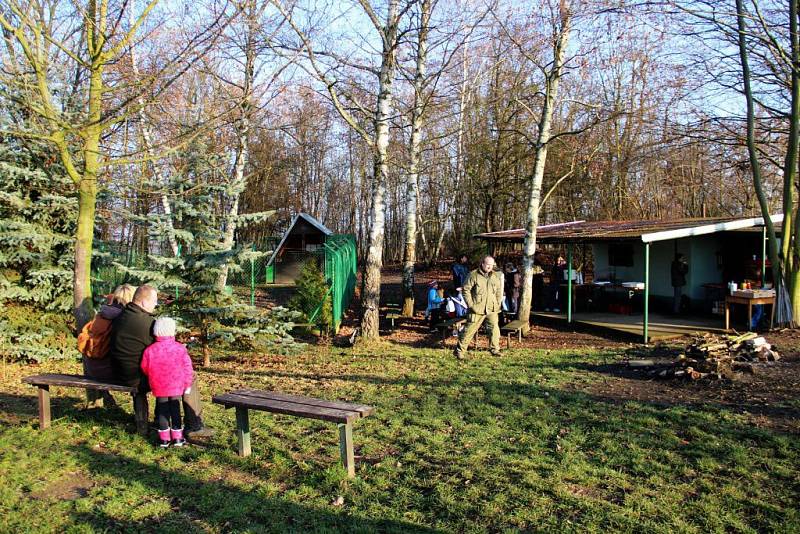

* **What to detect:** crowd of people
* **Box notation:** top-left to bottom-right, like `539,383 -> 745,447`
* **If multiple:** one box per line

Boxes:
422,253 -> 582,360
78,284 -> 214,448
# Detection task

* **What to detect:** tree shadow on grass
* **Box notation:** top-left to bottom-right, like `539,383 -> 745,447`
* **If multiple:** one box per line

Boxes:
66,444 -> 441,534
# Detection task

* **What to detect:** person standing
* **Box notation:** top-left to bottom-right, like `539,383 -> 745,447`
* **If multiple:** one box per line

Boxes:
108,285 -> 214,439
454,256 -> 504,359
451,254 -> 470,291
547,255 -> 566,312
503,262 -> 522,316
140,317 -> 194,448
671,253 -> 688,314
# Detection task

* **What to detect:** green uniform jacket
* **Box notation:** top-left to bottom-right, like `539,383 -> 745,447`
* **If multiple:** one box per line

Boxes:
463,269 -> 503,314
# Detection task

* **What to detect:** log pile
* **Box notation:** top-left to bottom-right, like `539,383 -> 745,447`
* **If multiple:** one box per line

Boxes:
629,332 -> 780,380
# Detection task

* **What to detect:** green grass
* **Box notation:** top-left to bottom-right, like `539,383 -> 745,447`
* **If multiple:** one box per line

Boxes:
1,344 -> 798,533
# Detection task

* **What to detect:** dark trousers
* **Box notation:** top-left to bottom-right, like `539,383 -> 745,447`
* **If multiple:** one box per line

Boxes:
156,397 -> 182,431
138,375 -> 203,430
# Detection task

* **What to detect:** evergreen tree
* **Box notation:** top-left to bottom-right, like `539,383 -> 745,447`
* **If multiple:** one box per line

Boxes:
289,258 -> 333,335
117,134 -> 302,365
0,136 -> 80,362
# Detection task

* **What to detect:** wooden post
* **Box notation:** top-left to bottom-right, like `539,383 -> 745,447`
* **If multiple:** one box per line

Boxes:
567,243 -> 573,323
37,385 -> 50,430
133,393 -> 149,436
643,242 -> 650,344
338,422 -> 355,478
236,406 -> 251,457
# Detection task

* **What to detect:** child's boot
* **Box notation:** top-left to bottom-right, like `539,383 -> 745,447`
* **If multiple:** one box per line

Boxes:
171,427 -> 186,447
158,429 -> 171,448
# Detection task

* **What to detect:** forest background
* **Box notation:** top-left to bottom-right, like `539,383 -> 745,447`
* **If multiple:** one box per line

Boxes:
1,0 -> 797,343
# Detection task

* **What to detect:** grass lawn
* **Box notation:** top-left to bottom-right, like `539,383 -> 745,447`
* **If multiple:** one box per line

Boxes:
1,343 -> 798,533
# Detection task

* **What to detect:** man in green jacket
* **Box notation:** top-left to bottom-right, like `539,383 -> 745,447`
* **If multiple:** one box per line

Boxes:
454,256 -> 503,359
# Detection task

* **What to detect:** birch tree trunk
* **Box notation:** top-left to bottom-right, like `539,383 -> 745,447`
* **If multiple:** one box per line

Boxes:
401,0 -> 431,317
360,0 -> 400,339
217,0 -> 257,291
517,7 -> 572,330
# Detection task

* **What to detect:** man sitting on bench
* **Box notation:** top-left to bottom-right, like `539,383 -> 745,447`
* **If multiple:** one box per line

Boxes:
108,285 -> 214,439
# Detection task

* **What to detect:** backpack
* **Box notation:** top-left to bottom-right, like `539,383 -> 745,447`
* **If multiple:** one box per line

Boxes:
77,316 -> 113,359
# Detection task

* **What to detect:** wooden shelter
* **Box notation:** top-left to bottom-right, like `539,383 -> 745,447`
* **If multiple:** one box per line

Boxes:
475,215 -> 782,342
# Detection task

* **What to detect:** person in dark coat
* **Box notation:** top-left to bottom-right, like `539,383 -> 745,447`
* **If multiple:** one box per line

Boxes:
452,255 -> 470,290
503,262 -> 522,316
108,285 -> 213,439
671,253 -> 688,314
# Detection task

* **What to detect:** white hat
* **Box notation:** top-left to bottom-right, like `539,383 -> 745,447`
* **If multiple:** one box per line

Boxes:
153,317 -> 177,337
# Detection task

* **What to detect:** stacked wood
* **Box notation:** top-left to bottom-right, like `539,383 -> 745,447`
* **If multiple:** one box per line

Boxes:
628,332 -> 780,381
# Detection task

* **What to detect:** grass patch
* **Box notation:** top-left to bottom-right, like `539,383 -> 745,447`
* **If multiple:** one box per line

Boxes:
1,344 -> 798,532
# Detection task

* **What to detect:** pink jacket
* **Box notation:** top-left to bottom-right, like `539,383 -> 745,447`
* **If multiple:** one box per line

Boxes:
140,336 -> 194,398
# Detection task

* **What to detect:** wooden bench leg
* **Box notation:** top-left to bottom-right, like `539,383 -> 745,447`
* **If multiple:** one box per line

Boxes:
133,393 -> 149,437
236,406 -> 251,457
37,385 -> 51,430
338,422 -> 355,478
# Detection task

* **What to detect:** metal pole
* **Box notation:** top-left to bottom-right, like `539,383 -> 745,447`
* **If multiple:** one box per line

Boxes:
567,243 -> 573,323
250,248 -> 256,306
762,226 -> 767,287
644,242 -> 650,344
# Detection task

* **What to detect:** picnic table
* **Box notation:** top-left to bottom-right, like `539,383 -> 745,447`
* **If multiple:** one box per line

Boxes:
212,389 -> 375,478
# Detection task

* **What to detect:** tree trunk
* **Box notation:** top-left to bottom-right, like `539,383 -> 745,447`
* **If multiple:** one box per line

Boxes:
360,0 -> 399,340
217,0 -> 256,291
735,0 -> 786,323
401,0 -> 431,318
74,174 -> 97,329
517,8 -> 572,331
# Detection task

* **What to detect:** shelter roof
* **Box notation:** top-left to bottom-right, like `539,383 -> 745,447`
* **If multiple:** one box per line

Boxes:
266,212 -> 333,266
474,215 -> 783,244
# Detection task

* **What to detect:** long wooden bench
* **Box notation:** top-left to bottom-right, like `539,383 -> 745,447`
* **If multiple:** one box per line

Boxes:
22,374 -> 149,436
500,319 -> 527,348
212,389 -> 375,478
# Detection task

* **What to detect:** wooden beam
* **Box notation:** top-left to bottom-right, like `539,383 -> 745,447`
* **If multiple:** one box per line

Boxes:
133,393 -> 149,436
236,406 -> 251,457
338,422 -> 355,478
37,385 -> 50,430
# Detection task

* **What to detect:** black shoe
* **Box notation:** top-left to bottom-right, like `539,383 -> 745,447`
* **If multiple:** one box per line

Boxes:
172,438 -> 187,447
159,440 -> 171,449
490,349 -> 502,357
453,349 -> 465,360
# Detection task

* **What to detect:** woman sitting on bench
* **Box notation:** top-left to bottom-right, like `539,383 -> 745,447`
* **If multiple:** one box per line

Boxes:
425,280 -> 446,329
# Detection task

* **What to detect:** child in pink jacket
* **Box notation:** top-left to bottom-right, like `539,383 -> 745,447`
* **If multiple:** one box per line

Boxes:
141,317 -> 194,448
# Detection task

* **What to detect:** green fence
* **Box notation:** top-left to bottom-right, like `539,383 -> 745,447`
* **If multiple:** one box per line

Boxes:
321,234 -> 357,333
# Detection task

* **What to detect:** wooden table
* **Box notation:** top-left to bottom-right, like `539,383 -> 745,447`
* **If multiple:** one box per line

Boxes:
724,295 -> 775,331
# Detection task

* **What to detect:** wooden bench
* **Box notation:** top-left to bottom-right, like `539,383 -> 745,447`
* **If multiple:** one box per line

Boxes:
22,374 -> 149,436
212,389 -> 375,478
500,319 -> 527,348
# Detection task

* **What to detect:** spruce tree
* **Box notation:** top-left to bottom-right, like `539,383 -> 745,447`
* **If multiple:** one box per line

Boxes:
117,134 -> 302,365
0,136 -> 80,362
289,258 -> 333,335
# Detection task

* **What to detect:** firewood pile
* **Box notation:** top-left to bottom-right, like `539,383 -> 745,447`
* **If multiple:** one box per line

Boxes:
628,332 -> 781,380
